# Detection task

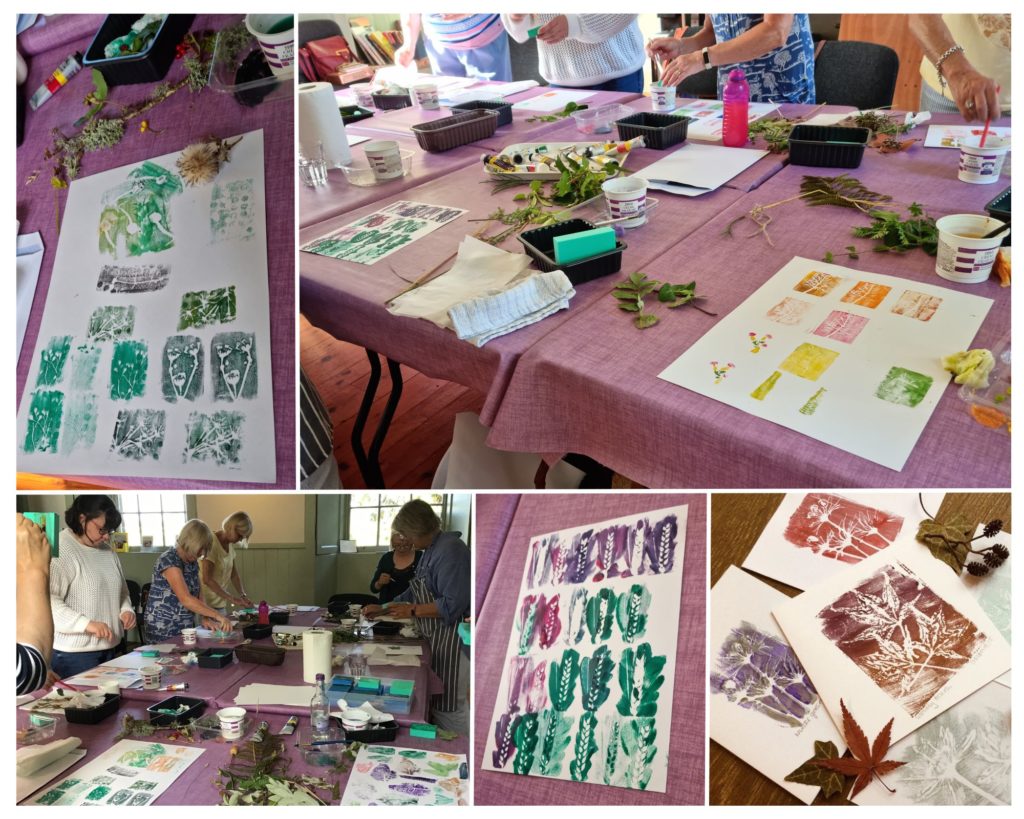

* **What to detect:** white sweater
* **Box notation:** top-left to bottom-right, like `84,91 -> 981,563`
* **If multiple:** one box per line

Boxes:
50,529 -> 132,652
501,14 -> 645,88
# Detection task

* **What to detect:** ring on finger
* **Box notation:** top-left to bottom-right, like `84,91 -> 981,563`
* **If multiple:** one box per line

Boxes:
966,100 -> 976,109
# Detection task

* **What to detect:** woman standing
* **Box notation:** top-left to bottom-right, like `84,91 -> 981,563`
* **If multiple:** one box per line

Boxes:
49,496 -> 135,679
200,512 -> 254,614
362,500 -> 471,732
144,520 -> 232,642
370,531 -> 422,604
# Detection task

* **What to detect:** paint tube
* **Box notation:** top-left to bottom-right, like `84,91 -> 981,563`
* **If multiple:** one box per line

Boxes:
29,52 -> 82,111
482,154 -> 517,172
277,715 -> 299,735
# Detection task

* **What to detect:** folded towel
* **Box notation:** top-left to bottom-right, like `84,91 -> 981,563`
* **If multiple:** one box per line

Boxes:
17,738 -> 82,777
448,270 -> 576,347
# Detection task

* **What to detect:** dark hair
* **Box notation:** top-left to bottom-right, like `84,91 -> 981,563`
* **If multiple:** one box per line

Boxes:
65,495 -> 122,535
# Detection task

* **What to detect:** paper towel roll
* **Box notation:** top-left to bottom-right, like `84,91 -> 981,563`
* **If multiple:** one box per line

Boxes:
302,628 -> 333,683
298,82 -> 351,168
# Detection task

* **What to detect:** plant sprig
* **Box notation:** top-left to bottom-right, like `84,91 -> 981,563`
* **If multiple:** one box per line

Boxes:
747,116 -> 799,152
612,272 -> 714,329
526,101 -> 587,123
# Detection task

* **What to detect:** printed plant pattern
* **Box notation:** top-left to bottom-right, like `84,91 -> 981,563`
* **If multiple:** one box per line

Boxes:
616,642 -> 666,718
586,588 -> 617,643
182,410 -> 244,465
570,646 -> 615,781
109,341 -> 148,400
751,371 -> 781,401
110,409 -> 166,461
800,387 -> 826,416
615,585 -> 651,643
766,296 -> 812,325
512,713 -> 540,775
37,335 -> 72,386
538,708 -> 574,777
794,269 -> 843,297
891,290 -> 942,322
564,530 -> 596,584
162,336 -> 203,402
784,493 -> 904,564
210,178 -> 256,243
87,305 -> 136,341
876,367 -> 933,408
817,565 -> 986,716
69,344 -> 102,390
549,649 -> 581,712
303,215 -> 432,265
99,162 -> 183,258
24,390 -> 63,453
779,342 -> 839,381
96,264 -> 169,293
565,588 -> 588,645
619,718 -> 658,790
812,310 -> 868,344
711,360 -> 735,384
212,332 -> 257,401
749,332 -> 772,353
518,594 -> 558,655
178,286 -> 237,330
841,281 -> 891,309
710,621 -> 818,728
890,701 -> 1009,804
62,393 -> 99,455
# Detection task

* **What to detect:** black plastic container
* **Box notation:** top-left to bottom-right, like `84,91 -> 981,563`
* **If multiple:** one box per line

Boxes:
65,692 -> 120,724
788,124 -> 869,168
243,623 -> 272,640
269,611 -> 290,625
197,647 -> 235,669
518,219 -> 626,285
450,99 -> 513,128
985,187 -> 1011,246
411,109 -> 499,152
147,695 -> 206,727
235,643 -> 285,665
83,15 -> 196,86
336,717 -> 399,743
371,91 -> 412,110
615,112 -> 690,150
368,621 -> 402,636
339,104 -> 374,125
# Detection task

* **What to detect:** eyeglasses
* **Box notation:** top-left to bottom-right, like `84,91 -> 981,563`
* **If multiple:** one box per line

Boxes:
88,519 -> 114,536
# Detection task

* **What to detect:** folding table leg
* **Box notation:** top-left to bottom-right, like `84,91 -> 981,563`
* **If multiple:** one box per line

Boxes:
351,349 -> 404,488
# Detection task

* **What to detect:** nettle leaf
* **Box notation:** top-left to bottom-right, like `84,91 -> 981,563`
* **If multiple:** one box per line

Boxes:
785,739 -> 849,799
634,314 -> 659,329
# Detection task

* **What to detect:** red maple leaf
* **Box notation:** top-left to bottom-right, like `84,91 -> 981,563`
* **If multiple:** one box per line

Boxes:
813,699 -> 906,798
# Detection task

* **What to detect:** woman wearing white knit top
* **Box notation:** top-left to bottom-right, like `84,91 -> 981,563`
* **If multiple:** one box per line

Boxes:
501,14 -> 645,92
49,496 -> 135,679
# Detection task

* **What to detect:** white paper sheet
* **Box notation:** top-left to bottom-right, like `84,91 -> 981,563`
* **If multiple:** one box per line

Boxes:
481,504 -> 688,792
341,745 -> 469,805
16,130 -> 276,482
17,749 -> 87,804
63,665 -> 142,688
774,540 -> 1011,744
297,605 -> 320,612
668,98 -> 779,141
17,231 -> 45,360
658,256 -> 992,470
24,739 -> 204,805
511,88 -> 594,111
924,124 -> 1011,148
964,523 -> 1011,687
233,683 -> 317,707
743,492 -> 945,590
636,142 -> 768,196
347,133 -> 371,147
709,566 -> 845,803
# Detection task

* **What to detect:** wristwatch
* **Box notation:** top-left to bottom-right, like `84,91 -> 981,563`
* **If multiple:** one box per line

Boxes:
701,46 -> 712,69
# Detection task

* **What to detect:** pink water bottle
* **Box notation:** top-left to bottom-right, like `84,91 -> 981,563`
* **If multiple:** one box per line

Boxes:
258,600 -> 270,625
721,68 -> 750,147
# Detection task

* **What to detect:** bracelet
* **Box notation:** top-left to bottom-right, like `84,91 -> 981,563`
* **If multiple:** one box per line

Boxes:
701,46 -> 712,69
934,44 -> 964,95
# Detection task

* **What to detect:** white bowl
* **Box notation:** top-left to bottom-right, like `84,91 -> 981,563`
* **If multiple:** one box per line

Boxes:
340,150 -> 414,187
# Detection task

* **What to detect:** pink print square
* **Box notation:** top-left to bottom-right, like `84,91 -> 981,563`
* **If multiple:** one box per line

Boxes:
811,310 -> 869,344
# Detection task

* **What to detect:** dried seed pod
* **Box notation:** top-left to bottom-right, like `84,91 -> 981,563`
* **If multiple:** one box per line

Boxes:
966,561 -> 990,577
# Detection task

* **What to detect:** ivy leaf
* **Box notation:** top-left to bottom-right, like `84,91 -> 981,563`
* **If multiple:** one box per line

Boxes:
634,314 -> 659,329
916,516 -> 974,574
784,740 -> 849,799
813,700 -> 905,799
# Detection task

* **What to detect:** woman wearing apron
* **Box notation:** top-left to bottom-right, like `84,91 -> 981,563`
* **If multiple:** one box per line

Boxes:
362,500 -> 471,733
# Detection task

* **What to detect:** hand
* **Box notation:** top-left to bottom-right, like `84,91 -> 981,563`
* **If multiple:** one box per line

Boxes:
387,603 -> 416,618
659,52 -> 702,88
508,14 -> 528,23
361,604 -> 384,620
215,615 -> 233,633
647,36 -> 684,63
377,572 -> 393,587
239,596 -> 254,608
85,620 -> 114,641
537,15 -> 568,45
394,42 -> 415,68
119,610 -> 136,630
17,514 -> 52,576
947,65 -> 1001,123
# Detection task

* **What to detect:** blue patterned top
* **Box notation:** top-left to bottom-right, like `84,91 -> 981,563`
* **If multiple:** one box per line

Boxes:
144,548 -> 199,642
711,14 -> 815,104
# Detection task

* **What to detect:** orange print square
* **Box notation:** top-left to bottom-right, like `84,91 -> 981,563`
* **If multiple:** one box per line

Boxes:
840,280 -> 892,308
794,270 -> 843,297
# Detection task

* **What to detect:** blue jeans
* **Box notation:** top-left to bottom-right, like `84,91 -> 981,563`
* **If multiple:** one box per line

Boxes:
424,33 -> 513,82
51,647 -> 119,679
554,67 -> 644,93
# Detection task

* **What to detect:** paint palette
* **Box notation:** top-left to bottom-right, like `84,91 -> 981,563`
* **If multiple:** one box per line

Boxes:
483,142 -> 633,181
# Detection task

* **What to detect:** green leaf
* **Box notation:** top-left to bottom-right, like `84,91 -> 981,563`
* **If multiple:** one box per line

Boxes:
92,68 -> 108,101
784,740 -> 849,799
617,302 -> 641,312
657,283 -> 675,302
823,251 -> 834,263
634,313 -> 659,329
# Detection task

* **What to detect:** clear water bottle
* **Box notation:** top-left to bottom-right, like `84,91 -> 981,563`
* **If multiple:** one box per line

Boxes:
310,673 -> 330,741
721,68 -> 750,148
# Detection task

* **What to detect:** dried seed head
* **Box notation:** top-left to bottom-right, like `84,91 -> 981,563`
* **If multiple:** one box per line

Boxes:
991,543 -> 1010,560
983,519 -> 1004,538
982,551 -> 1004,568
966,561 -> 990,577
176,143 -> 220,186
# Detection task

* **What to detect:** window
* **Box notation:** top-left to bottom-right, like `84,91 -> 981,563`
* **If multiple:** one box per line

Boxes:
116,493 -> 189,549
347,493 -> 446,549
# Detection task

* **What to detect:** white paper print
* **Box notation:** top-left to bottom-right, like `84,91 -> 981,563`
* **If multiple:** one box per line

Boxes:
340,745 -> 468,805
742,492 -> 944,590
481,505 -> 688,793
773,540 -> 1010,745
16,131 -> 276,482
658,257 -> 992,470
25,739 -> 204,805
709,566 -> 845,803
853,681 -> 1010,805
963,523 -> 1011,687
923,124 -> 1011,148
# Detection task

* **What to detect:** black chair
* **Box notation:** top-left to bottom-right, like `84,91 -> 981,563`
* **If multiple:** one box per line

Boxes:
140,582 -> 152,643
328,593 -> 380,614
126,579 -> 145,645
508,35 -> 546,86
814,40 -> 899,110
653,27 -> 717,100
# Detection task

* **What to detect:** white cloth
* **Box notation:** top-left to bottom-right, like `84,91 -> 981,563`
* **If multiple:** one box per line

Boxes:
448,270 -> 575,346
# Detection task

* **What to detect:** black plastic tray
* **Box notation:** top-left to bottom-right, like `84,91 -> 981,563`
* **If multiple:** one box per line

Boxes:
269,611 -> 290,625
336,718 -> 399,743
197,647 -> 235,669
83,14 -> 196,86
518,219 -> 626,285
147,695 -> 206,727
243,623 -> 272,640
339,104 -> 374,124
65,692 -> 120,724
372,91 -> 412,110
450,99 -> 513,128
369,621 -> 402,636
788,124 -> 869,168
985,187 -> 1011,246
615,112 -> 690,150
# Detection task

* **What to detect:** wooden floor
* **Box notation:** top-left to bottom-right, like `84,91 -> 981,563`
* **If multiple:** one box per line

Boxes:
300,315 -> 485,489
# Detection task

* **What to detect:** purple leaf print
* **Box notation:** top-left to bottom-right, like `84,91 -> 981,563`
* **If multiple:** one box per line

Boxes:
644,514 -> 678,574
538,594 -> 562,649
517,594 -> 540,655
506,656 -> 533,712
527,538 -> 544,589
525,659 -> 548,713
566,588 -> 588,646
548,535 -> 568,586
625,519 -> 647,577
389,783 -> 431,797
492,711 -> 517,768
370,763 -> 397,781
564,529 -> 596,584
593,525 -> 627,582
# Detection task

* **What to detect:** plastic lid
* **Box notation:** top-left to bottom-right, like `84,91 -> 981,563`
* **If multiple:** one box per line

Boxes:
727,68 -> 746,82
315,673 -> 325,680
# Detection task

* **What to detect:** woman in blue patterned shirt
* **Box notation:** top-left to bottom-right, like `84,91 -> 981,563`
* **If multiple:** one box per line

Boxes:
651,14 -> 816,104
144,520 -> 232,643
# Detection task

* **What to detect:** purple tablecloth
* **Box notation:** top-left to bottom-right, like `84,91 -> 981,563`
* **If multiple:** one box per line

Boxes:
299,143 -> 741,429
474,493 -> 706,805
110,650 -> 254,705
485,115 -> 1011,488
473,494 -> 521,612
16,14 -> 295,488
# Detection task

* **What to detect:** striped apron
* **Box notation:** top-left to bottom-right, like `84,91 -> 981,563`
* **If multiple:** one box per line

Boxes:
407,577 -> 462,713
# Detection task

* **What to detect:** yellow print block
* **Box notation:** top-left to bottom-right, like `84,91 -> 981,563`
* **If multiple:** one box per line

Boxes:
793,269 -> 843,297
779,343 -> 839,381
840,280 -> 892,308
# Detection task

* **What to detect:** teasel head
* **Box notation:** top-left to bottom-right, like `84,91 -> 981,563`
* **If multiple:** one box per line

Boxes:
176,142 -> 219,186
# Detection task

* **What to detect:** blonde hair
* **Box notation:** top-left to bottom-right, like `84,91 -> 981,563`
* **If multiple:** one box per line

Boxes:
392,500 -> 441,540
221,511 -> 253,539
177,519 -> 215,559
